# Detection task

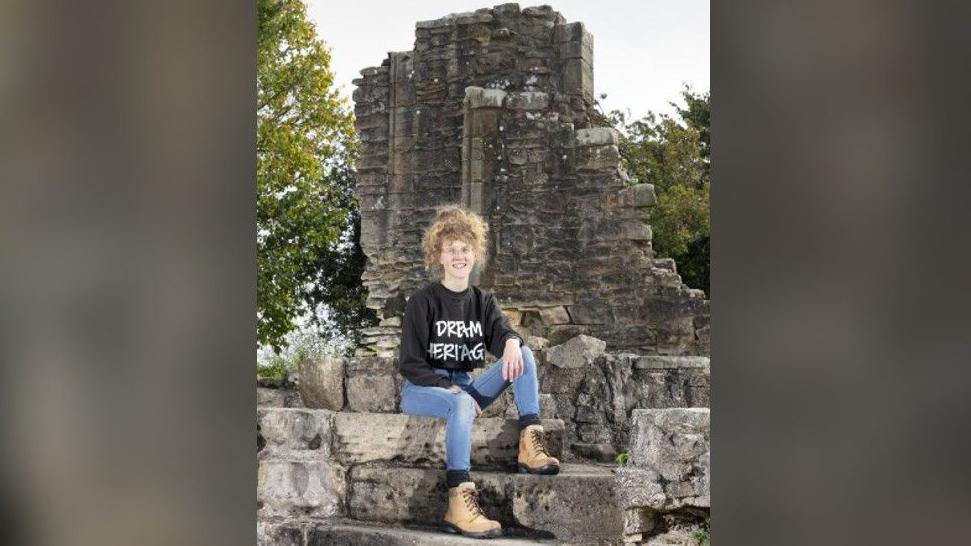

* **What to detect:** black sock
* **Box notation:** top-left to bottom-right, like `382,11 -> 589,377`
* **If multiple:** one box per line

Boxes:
518,413 -> 541,430
446,470 -> 471,488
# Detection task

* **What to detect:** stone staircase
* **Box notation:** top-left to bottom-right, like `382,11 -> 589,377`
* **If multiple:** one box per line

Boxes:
257,335 -> 710,545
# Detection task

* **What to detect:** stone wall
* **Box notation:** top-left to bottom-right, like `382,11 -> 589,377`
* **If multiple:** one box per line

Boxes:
537,335 -> 710,462
276,332 -> 709,463
616,408 -> 710,544
353,3 -> 709,358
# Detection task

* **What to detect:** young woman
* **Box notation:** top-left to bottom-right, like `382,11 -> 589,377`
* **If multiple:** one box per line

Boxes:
398,205 -> 560,539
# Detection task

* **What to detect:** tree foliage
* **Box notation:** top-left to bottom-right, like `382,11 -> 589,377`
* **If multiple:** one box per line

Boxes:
257,0 -> 362,350
301,175 -> 376,353
608,88 -> 711,295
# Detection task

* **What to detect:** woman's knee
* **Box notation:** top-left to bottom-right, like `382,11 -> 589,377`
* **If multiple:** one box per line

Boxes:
449,392 -> 476,421
521,345 -> 536,373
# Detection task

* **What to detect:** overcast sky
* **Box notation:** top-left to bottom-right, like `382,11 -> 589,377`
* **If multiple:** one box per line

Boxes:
307,0 -> 709,120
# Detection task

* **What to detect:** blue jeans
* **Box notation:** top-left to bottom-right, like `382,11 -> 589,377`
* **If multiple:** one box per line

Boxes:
400,345 -> 540,472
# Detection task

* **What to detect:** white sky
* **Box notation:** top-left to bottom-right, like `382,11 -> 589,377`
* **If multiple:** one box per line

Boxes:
307,0 -> 709,120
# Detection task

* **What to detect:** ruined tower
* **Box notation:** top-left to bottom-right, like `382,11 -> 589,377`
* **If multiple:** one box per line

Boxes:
352,4 -> 710,358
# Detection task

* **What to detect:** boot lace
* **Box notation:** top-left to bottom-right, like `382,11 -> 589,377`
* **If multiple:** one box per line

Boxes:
461,488 -> 487,519
528,429 -> 550,457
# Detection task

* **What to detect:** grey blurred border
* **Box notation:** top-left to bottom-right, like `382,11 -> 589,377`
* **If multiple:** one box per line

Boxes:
713,1 -> 971,545
4,1 -> 971,545
0,1 -> 256,545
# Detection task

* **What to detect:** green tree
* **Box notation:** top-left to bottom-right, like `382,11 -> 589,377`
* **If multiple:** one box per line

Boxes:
301,168 -> 377,353
675,89 -> 710,161
607,88 -> 710,295
257,0 -> 359,350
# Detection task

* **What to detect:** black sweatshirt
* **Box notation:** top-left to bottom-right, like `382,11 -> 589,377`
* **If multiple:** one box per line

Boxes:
398,281 -> 525,388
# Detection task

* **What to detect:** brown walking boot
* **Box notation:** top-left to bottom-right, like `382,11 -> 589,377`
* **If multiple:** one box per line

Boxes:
444,481 -> 503,538
518,424 -> 560,475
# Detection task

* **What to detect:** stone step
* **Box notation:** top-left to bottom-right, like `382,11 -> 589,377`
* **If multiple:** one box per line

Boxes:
297,352 -> 708,419
258,386 -> 304,408
258,408 -> 569,523
348,462 -> 624,544
258,408 -> 565,470
338,355 -> 560,417
258,517 -> 560,545
338,353 -> 710,420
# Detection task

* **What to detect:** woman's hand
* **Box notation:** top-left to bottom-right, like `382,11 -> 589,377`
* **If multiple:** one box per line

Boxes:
502,338 -> 524,382
448,384 -> 481,417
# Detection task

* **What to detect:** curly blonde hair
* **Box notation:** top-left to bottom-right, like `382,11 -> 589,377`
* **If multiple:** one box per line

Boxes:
422,205 -> 490,278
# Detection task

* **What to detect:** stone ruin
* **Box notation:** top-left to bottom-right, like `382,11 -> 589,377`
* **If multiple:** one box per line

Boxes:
257,5 -> 711,545
352,3 -> 710,359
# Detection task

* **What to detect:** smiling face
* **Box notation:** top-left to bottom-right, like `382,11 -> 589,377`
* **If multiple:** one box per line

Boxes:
439,238 -> 476,281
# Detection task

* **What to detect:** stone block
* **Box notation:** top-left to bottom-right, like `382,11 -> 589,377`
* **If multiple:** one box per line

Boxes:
345,375 -> 398,412
545,324 -> 591,345
567,302 -> 613,324
525,334 -> 550,349
346,355 -> 398,377
379,316 -> 401,327
554,21 -> 586,42
571,442 -> 618,462
559,31 -> 594,60
305,520 -> 550,546
562,58 -> 593,102
634,356 -> 710,370
359,65 -> 387,78
631,367 -> 710,409
257,458 -> 346,519
576,127 -> 621,147
653,257 -> 677,271
257,521 -> 303,546
522,5 -> 559,19
539,393 -> 558,418
354,172 -> 387,188
627,408 -> 710,509
257,387 -> 285,408
331,413 -> 564,469
643,523 -> 711,546
391,107 -> 417,136
631,182 -> 658,207
506,147 -> 529,165
576,423 -> 612,443
455,12 -> 493,26
297,357 -> 345,410
594,220 -> 652,242
614,466 -> 666,510
612,183 -> 658,209
545,334 -> 607,368
539,365 -> 588,395
415,16 -> 453,30
574,404 -> 604,424
258,408 -> 335,457
696,323 -> 711,349
359,208 -> 391,249
538,305 -> 571,325
504,91 -> 549,110
575,144 -> 621,171
465,86 -> 506,109
624,507 -> 658,535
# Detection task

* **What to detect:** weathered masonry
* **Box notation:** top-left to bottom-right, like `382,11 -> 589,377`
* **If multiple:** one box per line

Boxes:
352,4 -> 709,358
